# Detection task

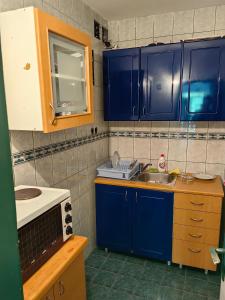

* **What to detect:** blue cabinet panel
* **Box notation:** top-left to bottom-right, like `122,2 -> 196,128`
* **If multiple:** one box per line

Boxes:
181,39 -> 225,120
96,184 -> 173,261
132,189 -> 173,261
140,44 -> 182,120
96,184 -> 132,252
103,48 -> 139,121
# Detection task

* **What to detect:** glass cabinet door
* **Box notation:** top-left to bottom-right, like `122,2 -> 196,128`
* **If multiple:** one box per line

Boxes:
49,32 -> 87,116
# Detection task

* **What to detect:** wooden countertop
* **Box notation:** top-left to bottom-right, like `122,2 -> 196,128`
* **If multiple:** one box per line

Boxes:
23,235 -> 88,300
95,176 -> 224,197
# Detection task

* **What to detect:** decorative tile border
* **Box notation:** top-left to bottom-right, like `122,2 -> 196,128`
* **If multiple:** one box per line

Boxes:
110,130 -> 225,140
12,131 -> 108,166
12,130 -> 225,166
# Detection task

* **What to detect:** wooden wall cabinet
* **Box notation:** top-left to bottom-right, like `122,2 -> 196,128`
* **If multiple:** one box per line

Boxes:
1,7 -> 94,133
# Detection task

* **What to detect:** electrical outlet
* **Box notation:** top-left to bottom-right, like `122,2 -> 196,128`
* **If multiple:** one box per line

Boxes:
94,20 -> 100,39
102,26 -> 108,43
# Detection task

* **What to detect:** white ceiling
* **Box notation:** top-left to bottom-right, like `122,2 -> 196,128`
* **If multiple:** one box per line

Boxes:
84,0 -> 225,20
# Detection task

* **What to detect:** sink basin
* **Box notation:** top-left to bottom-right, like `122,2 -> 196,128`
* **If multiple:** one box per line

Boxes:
135,172 -> 176,185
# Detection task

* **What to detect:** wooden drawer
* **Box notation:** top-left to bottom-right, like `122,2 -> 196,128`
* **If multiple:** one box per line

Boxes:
172,239 -> 216,271
173,223 -> 219,245
174,193 -> 222,213
174,208 -> 221,230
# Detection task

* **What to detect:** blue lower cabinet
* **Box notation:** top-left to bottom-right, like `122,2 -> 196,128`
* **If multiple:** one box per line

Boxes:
96,184 -> 174,261
132,189 -> 174,261
95,184 -> 132,252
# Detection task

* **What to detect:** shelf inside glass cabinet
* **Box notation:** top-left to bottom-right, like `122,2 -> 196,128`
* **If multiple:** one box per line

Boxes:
49,32 -> 88,116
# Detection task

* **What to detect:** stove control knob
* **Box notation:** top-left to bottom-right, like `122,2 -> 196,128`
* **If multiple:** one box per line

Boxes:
65,214 -> 72,224
65,202 -> 72,212
66,226 -> 73,235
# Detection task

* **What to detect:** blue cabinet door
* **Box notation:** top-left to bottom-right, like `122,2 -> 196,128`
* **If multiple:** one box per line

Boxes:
181,39 -> 225,121
140,43 -> 182,120
132,189 -> 173,261
96,184 -> 132,252
103,48 -> 139,121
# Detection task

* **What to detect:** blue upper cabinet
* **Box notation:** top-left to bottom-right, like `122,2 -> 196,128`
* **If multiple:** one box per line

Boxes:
181,39 -> 225,121
140,43 -> 182,120
103,39 -> 225,122
103,48 -> 139,121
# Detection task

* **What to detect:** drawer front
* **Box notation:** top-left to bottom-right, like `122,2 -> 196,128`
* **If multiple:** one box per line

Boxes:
174,193 -> 222,213
172,239 -> 216,271
173,223 -> 219,245
174,208 -> 221,230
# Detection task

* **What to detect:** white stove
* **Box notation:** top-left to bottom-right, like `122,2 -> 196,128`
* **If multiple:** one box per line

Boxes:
15,185 -> 70,229
15,185 -> 73,282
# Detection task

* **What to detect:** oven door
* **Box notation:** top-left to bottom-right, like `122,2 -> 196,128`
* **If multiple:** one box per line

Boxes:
18,203 -> 63,282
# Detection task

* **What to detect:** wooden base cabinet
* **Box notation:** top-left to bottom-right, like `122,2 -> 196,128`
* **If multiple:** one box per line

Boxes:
172,193 -> 222,271
173,239 -> 217,271
53,254 -> 86,300
23,236 -> 87,300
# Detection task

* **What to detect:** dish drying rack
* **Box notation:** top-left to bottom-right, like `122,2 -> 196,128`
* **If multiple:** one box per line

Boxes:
97,160 -> 140,180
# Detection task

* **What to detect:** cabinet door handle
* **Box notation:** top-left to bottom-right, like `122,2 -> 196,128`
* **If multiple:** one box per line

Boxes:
58,280 -> 65,296
188,233 -> 202,239
188,248 -> 201,254
190,201 -> 204,206
142,106 -> 145,116
125,190 -> 128,201
190,217 -> 203,222
49,103 -> 57,125
132,106 -> 136,116
135,192 -> 138,203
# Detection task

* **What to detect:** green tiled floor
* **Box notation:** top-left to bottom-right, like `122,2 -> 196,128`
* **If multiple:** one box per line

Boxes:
85,249 -> 221,300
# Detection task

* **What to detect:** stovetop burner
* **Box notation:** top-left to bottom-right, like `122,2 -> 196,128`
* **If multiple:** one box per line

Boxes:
15,188 -> 42,200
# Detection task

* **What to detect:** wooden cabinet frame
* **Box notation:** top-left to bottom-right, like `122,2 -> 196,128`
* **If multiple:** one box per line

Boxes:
34,8 -> 94,132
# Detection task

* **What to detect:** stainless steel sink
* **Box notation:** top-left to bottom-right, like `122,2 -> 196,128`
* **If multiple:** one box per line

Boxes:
135,172 -> 176,185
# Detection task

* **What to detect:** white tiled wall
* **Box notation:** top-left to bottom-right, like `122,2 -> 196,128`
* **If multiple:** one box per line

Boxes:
4,0 -> 108,256
107,6 -> 225,180
108,5 -> 225,47
109,121 -> 225,180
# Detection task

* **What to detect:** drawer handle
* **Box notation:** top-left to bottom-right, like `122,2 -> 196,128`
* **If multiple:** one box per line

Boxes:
188,248 -> 201,253
58,281 -> 65,296
125,190 -> 128,201
188,233 -> 202,239
190,201 -> 204,206
190,217 -> 203,222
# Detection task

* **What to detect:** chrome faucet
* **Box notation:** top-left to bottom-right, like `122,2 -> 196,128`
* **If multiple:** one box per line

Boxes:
140,163 -> 152,173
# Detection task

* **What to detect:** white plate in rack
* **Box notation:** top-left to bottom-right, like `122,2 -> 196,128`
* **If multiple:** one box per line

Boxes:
193,173 -> 216,180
